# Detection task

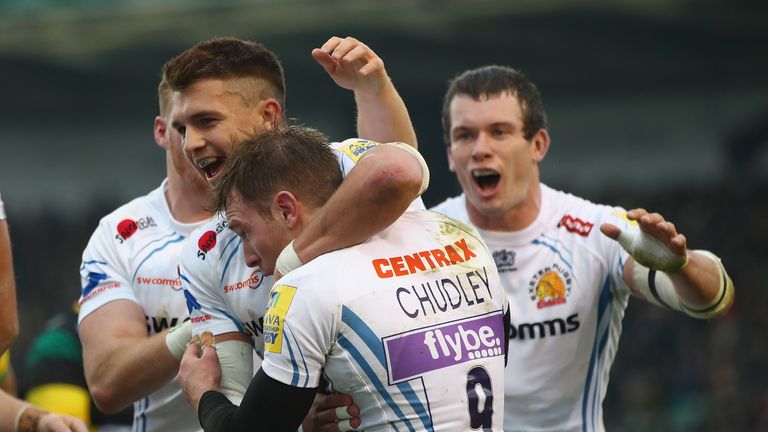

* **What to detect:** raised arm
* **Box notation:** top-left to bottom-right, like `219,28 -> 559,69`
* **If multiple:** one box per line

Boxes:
282,143 -> 427,274
601,208 -> 734,318
312,36 -> 417,148
0,194 -> 19,354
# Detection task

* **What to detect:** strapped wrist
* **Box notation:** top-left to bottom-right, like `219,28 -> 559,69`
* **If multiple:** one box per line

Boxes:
15,404 -> 48,432
165,320 -> 192,360
276,240 -> 303,276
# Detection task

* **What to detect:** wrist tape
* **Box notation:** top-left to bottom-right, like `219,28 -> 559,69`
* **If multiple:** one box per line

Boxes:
616,227 -> 688,272
631,250 -> 733,319
276,240 -> 303,276
165,320 -> 192,360
15,404 -> 48,432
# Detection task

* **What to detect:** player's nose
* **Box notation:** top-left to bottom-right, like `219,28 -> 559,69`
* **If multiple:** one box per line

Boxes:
183,127 -> 206,154
242,242 -> 261,268
471,132 -> 493,160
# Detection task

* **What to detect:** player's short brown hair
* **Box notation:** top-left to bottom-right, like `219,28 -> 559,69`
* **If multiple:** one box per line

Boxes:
214,125 -> 343,216
442,65 -> 547,144
157,77 -> 172,117
162,37 -> 286,110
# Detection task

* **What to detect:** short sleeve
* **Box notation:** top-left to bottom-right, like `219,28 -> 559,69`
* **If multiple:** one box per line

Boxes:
260,274 -> 338,388
331,138 -> 381,177
78,220 -> 137,324
179,227 -> 243,337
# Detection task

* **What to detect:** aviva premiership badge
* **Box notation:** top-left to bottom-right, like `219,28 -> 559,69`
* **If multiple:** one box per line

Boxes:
340,139 -> 379,162
264,285 -> 297,353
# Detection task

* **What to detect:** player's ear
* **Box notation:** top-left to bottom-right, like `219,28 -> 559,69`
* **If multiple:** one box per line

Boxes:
260,98 -> 283,131
274,191 -> 299,228
530,128 -> 550,163
154,115 -> 169,149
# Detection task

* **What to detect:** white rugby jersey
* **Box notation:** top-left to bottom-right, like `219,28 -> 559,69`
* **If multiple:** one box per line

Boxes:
431,184 -> 634,432
180,139 -> 426,355
261,209 -> 508,431
78,180 -> 205,432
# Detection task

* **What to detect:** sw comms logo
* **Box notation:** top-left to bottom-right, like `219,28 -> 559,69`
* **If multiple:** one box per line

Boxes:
224,270 -> 264,293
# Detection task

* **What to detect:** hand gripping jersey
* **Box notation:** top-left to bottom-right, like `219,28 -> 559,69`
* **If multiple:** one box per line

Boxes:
78,180 -> 206,432
431,184 -> 634,432
180,139 -> 426,355
262,209 -> 508,431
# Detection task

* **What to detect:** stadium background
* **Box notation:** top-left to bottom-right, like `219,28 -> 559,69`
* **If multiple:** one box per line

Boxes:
1,0 -> 766,429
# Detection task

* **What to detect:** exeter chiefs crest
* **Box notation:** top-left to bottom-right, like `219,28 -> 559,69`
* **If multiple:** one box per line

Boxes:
528,263 -> 572,309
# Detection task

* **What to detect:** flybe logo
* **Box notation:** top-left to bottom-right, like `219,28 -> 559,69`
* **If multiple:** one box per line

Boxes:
383,311 -> 504,383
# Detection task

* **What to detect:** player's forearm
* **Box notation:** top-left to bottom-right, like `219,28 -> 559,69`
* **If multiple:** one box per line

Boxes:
198,369 -> 315,432
85,332 -> 178,413
293,145 -> 423,263
668,250 -> 733,313
355,78 -> 417,149
0,390 -> 25,432
0,220 -> 19,354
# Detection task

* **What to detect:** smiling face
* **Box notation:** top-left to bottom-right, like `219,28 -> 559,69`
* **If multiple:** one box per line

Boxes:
447,92 -> 549,229
171,78 -> 281,187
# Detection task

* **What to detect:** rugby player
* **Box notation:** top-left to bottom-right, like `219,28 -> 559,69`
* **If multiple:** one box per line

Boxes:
431,65 -> 734,431
178,126 -> 510,431
167,36 -> 426,430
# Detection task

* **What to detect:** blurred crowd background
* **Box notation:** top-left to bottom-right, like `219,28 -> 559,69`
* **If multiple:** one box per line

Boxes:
1,0 -> 766,430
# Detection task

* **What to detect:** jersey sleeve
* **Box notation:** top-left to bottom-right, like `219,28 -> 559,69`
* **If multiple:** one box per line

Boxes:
78,219 -> 137,324
332,138 -> 426,211
260,273 -> 338,388
331,138 -> 379,177
179,227 -> 244,337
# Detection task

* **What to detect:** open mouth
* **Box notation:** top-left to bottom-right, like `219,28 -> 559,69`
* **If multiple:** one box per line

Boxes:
472,168 -> 501,195
198,157 -> 225,180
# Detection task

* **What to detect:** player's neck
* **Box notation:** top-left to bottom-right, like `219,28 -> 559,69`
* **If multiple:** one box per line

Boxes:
164,170 -> 213,224
466,183 -> 542,232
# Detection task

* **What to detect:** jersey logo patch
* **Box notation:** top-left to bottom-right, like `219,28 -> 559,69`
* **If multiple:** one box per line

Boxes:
196,230 -> 217,260
528,263 -> 572,309
557,214 -> 594,237
492,249 -> 517,272
264,285 -> 297,353
339,139 -> 379,162
224,270 -> 264,293
383,311 -> 504,384
115,217 -> 157,243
